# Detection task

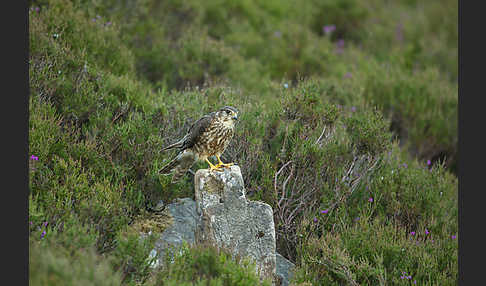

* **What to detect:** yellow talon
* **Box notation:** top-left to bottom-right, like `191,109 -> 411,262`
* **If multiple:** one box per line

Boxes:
215,155 -> 234,168
206,158 -> 223,171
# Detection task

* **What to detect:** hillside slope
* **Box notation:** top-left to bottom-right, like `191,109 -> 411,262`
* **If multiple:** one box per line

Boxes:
29,0 -> 457,285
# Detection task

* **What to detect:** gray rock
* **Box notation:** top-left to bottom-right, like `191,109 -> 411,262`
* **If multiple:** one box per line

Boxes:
151,198 -> 199,266
194,165 -> 277,281
276,252 -> 295,286
148,166 -> 289,284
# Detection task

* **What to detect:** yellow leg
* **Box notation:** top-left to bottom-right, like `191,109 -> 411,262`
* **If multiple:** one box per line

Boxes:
215,155 -> 234,168
206,158 -> 223,171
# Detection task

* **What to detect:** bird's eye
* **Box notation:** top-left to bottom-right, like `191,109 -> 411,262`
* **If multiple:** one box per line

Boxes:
225,110 -> 231,115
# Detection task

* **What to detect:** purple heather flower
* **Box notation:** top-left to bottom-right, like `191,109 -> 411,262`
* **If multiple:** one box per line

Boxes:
321,209 -> 329,214
35,7 -> 40,12
336,39 -> 345,48
425,228 -> 430,235
343,72 -> 352,79
105,21 -> 112,26
410,231 -> 415,236
323,24 -> 336,35
402,163 -> 408,168
400,272 -> 413,280
40,230 -> 46,239
30,155 -> 39,161
92,18 -> 96,22
29,221 -> 32,225
354,217 -> 360,221
427,159 -> 431,166
313,217 -> 318,223
452,235 -> 456,239
368,197 -> 373,202
414,280 -> 417,284
351,106 -> 356,112
43,221 -> 48,227
335,39 -> 345,54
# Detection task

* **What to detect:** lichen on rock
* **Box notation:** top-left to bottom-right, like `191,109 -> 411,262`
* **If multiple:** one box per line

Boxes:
194,165 -> 276,281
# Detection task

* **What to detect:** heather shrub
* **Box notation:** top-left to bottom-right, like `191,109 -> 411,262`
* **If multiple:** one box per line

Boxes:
290,147 -> 457,285
29,0 -> 134,77
30,240 -> 123,286
153,244 -> 271,286
362,64 -> 458,171
292,215 -> 457,285
29,219 -> 122,286
358,0 -> 458,81
110,232 -> 157,284
344,108 -> 390,156
310,0 -> 369,41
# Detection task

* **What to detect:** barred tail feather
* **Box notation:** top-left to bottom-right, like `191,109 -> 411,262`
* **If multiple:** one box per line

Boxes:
159,153 -> 181,174
161,141 -> 183,152
159,151 -> 197,183
161,135 -> 188,152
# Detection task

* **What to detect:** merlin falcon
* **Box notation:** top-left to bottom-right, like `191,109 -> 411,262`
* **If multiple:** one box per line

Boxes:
159,106 -> 239,183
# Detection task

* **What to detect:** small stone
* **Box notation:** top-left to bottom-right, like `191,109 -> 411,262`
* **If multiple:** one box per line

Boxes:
153,200 -> 165,211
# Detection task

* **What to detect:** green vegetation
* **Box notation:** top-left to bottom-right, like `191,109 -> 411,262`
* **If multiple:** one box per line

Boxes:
153,243 -> 272,286
29,0 -> 457,285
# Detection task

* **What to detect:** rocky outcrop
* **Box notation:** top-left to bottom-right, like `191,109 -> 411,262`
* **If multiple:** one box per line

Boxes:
148,165 -> 294,284
194,165 -> 276,281
276,252 -> 295,286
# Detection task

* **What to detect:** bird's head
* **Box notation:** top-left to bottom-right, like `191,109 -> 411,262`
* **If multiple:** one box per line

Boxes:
217,106 -> 239,123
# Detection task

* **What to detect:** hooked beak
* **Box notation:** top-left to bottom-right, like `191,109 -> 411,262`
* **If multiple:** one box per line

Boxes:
232,115 -> 238,121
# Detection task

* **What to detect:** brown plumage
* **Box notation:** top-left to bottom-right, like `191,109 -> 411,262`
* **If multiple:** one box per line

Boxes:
159,106 -> 239,183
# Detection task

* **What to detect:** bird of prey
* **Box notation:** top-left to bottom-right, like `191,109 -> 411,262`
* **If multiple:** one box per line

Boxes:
159,106 -> 239,183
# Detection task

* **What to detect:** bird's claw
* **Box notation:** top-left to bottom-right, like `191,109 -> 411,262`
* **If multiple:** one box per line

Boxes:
206,158 -> 223,171
210,165 -> 224,172
215,162 -> 234,169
